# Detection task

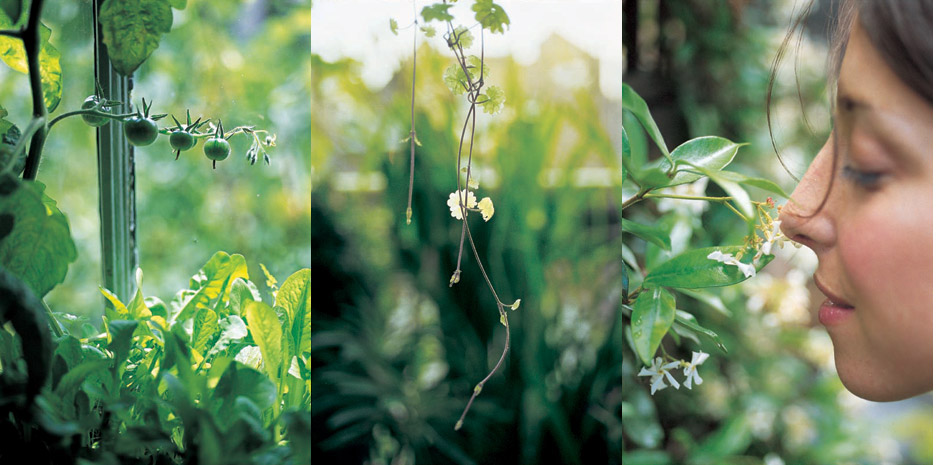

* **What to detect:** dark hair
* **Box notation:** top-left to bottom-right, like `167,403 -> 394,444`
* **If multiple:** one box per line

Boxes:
767,0 -> 933,215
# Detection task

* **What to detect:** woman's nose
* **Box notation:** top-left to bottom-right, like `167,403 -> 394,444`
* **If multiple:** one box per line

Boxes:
778,136 -> 837,253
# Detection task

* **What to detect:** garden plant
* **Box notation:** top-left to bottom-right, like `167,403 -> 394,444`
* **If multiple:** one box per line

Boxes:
0,0 -> 311,463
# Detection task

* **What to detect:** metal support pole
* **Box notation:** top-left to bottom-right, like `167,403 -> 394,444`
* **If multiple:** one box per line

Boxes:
93,0 -> 137,305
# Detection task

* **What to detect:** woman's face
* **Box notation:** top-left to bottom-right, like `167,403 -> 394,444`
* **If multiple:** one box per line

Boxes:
779,20 -> 933,401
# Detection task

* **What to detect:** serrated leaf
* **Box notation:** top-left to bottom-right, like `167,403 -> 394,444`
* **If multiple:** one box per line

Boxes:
674,310 -> 727,353
244,301 -> 284,382
420,3 -> 454,22
275,269 -> 310,357
99,0 -> 173,76
622,218 -> 671,251
389,18 -> 399,35
0,180 -> 76,298
419,25 -> 435,38
654,136 -> 742,187
643,246 -> 772,289
479,85 -> 504,114
471,0 -> 509,34
452,25 -> 472,48
630,287 -> 675,366
623,82 -> 669,159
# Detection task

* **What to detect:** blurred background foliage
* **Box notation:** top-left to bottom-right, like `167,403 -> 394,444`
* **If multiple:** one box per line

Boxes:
311,18 -> 622,465
623,1 -> 932,464
0,1 -> 312,322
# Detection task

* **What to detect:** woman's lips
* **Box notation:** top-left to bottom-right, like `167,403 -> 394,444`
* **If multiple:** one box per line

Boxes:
814,277 -> 855,326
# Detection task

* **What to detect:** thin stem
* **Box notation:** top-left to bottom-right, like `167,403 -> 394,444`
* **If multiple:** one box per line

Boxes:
21,0 -> 47,181
406,4 -> 417,225
622,187 -> 651,211
644,193 -> 732,202
0,29 -> 21,39
455,309 -> 509,431
48,110 -> 136,130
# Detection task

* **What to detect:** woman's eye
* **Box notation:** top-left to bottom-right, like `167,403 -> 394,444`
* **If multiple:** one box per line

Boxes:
841,165 -> 884,188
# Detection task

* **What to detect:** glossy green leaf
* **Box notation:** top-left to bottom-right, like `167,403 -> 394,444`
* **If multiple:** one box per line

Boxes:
629,287 -> 675,366
99,0 -> 173,76
229,277 -> 260,316
680,162 -> 754,218
622,218 -> 671,251
644,246 -> 773,289
632,165 -> 670,190
275,269 -> 310,357
244,300 -> 284,382
0,180 -> 76,298
673,288 -> 731,316
674,310 -> 727,353
655,136 -> 742,187
713,170 -> 789,198
622,82 -> 669,159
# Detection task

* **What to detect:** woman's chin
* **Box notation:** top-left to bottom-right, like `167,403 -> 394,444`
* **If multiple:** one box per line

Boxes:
833,346 -> 932,402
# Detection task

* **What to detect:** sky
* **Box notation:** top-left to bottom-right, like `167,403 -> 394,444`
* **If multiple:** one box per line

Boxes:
311,0 -> 622,99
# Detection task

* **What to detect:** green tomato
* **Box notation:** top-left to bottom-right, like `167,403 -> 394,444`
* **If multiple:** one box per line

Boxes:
203,137 -> 231,162
169,130 -> 196,152
81,96 -> 109,127
123,116 -> 159,146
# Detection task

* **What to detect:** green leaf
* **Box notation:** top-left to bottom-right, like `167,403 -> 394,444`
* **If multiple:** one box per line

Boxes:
420,25 -> 436,38
655,136 -> 742,187
99,0 -> 173,76
229,277 -> 260,316
622,126 -> 631,179
275,269 -> 310,357
107,320 -> 138,373
205,315 -> 248,359
674,310 -> 727,353
712,170 -> 789,198
644,246 -> 773,289
622,82 -> 669,159
673,288 -> 731,316
629,287 -> 675,366
211,362 -> 276,414
389,18 -> 398,35
622,218 -> 671,251
681,162 -> 754,218
192,307 -> 218,356
452,25 -> 472,48
479,85 -> 505,114
0,13 -> 62,112
167,0 -> 186,8
443,63 -> 467,95
471,0 -> 510,34
420,3 -> 454,22
172,251 -> 249,325
0,0 -> 22,25
632,166 -> 670,190
244,301 -> 284,382
0,180 -> 76,298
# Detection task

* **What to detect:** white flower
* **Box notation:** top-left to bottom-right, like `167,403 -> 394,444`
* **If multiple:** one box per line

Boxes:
760,220 -> 784,256
682,351 -> 710,389
707,250 -> 756,278
637,357 -> 681,395
478,197 -> 494,221
447,189 -> 477,220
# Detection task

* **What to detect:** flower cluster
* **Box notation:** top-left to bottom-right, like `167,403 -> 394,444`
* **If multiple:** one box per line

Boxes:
637,351 -> 710,395
447,189 -> 494,222
706,199 -> 794,278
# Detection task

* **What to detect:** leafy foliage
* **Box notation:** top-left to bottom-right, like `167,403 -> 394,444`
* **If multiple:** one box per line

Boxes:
0,252 -> 311,464
99,0 -> 178,76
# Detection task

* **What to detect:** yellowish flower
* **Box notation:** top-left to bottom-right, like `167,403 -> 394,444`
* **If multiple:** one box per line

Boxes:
478,197 -> 494,221
447,189 -> 477,220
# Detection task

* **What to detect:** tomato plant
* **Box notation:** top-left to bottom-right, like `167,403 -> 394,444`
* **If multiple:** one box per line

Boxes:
0,0 -> 308,463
